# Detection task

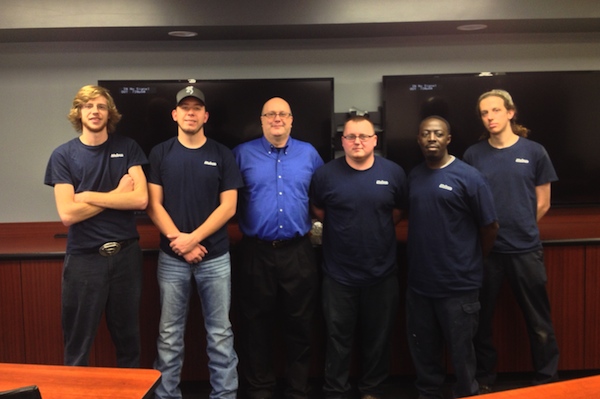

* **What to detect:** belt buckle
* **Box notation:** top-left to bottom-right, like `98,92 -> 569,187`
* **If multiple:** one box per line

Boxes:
271,240 -> 286,249
99,241 -> 121,257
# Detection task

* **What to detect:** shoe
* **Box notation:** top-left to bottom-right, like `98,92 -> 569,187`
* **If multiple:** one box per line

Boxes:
479,384 -> 493,394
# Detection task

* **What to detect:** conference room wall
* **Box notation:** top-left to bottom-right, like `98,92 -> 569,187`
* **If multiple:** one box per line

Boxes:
0,33 -> 599,222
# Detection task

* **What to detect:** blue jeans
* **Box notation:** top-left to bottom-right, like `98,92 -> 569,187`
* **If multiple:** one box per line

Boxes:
154,251 -> 238,399
406,288 -> 480,399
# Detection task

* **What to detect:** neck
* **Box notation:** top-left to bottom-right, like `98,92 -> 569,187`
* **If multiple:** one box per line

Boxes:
488,130 -> 519,149
178,130 -> 207,149
267,135 -> 289,149
346,155 -> 375,171
79,130 -> 108,146
426,154 -> 454,169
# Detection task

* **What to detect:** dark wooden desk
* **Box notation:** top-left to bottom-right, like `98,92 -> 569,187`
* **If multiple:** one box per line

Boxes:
1,208 -> 600,378
482,375 -> 600,398
0,363 -> 161,399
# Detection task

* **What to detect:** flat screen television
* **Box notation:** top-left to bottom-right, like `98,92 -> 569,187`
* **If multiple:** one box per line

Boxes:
382,71 -> 600,207
98,78 -> 335,162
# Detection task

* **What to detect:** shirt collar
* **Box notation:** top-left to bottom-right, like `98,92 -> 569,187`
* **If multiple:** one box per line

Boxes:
260,135 -> 292,154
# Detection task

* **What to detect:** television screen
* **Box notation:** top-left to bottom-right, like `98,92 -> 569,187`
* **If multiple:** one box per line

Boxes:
98,78 -> 335,162
383,71 -> 600,207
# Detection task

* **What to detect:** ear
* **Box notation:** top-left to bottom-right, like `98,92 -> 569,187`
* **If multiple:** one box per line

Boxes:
204,111 -> 210,123
171,109 -> 177,121
507,109 -> 516,120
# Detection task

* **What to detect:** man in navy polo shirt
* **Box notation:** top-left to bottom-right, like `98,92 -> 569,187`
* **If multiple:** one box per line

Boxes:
311,115 -> 406,399
464,89 -> 560,392
44,84 -> 148,367
146,86 -> 242,399
406,116 -> 498,398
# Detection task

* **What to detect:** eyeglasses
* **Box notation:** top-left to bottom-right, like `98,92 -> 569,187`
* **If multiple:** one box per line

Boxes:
261,112 -> 292,119
342,134 -> 376,142
81,103 -> 108,111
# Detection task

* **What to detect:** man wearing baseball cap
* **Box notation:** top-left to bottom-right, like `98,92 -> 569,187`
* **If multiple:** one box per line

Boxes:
146,86 -> 243,399
175,85 -> 206,106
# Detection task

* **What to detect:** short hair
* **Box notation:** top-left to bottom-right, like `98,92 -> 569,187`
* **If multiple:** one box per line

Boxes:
67,85 -> 122,133
344,114 -> 375,131
419,115 -> 451,134
477,89 -> 529,138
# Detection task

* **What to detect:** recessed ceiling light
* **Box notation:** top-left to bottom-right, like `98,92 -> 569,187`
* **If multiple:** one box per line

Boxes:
478,72 -> 494,77
168,30 -> 198,38
456,24 -> 488,32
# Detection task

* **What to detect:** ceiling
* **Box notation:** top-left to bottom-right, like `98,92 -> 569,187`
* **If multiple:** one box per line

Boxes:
1,1 -> 599,43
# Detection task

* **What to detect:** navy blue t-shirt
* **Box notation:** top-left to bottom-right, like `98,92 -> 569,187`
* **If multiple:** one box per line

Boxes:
463,137 -> 557,253
407,158 -> 497,297
147,137 -> 243,261
44,134 -> 148,253
311,156 -> 407,287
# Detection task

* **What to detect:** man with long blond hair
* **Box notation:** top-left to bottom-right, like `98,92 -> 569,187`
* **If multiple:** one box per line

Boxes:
464,89 -> 559,392
44,85 -> 148,367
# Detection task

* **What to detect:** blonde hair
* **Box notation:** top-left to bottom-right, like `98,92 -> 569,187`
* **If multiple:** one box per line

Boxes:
478,89 -> 529,138
67,85 -> 122,133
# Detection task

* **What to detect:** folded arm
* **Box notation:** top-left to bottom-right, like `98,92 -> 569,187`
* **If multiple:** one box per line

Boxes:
75,165 -> 148,211
54,165 -> 147,226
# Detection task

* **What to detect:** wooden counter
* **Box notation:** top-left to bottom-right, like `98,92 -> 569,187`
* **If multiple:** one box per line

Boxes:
1,207 -> 599,380
0,362 -> 160,399
1,207 -> 599,257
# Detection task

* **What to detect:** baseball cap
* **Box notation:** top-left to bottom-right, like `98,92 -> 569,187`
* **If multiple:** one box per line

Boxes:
176,86 -> 206,106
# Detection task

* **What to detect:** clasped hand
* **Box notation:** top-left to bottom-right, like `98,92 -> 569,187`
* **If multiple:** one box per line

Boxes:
168,232 -> 208,264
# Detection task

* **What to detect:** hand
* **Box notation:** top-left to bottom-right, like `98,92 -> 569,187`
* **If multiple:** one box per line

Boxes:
114,174 -> 135,193
168,232 -> 206,256
183,245 -> 207,264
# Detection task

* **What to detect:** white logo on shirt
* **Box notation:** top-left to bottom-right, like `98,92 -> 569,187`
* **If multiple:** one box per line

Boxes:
204,161 -> 217,167
439,184 -> 453,191
515,158 -> 530,164
376,180 -> 389,185
110,153 -> 124,158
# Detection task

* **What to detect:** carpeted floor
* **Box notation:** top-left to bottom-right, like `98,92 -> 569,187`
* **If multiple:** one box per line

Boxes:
180,370 -> 600,399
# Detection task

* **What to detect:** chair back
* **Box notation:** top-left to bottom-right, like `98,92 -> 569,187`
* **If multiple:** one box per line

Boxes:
0,385 -> 42,399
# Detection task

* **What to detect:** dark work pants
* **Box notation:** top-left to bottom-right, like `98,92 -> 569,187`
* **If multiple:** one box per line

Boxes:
237,236 -> 318,399
62,241 -> 143,367
321,274 -> 399,399
474,250 -> 560,385
406,288 -> 480,399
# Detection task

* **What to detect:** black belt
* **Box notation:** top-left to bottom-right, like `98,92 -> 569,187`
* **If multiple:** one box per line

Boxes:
248,234 -> 308,249
81,238 -> 137,257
